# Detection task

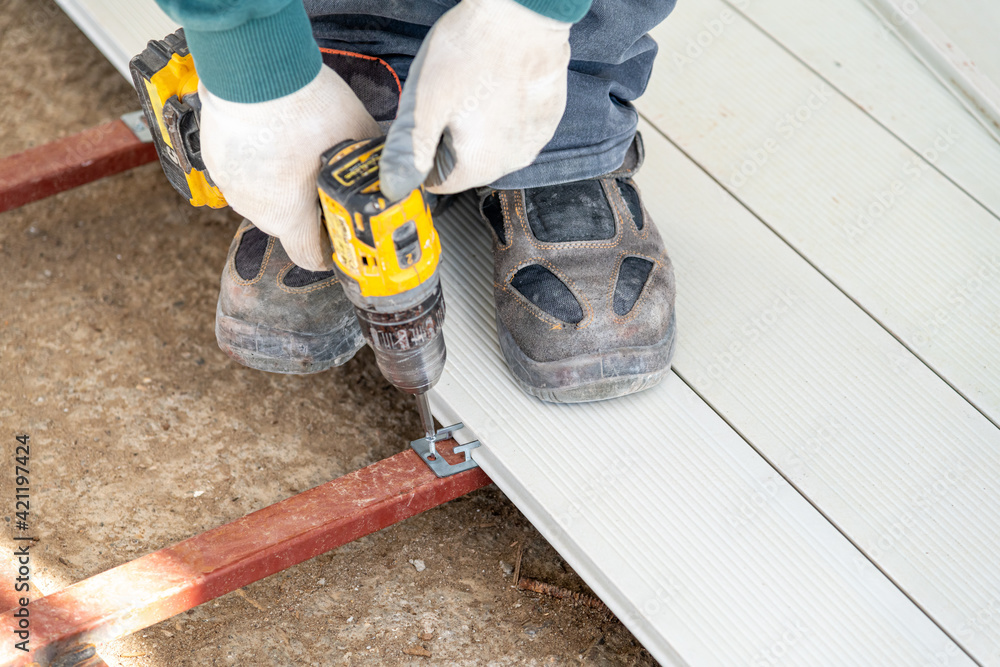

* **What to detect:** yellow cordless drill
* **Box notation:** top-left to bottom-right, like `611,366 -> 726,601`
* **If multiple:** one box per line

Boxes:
315,138 -> 446,443
130,30 -> 452,456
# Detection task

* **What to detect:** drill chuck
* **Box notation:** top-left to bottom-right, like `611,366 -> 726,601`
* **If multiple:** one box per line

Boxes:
351,274 -> 447,395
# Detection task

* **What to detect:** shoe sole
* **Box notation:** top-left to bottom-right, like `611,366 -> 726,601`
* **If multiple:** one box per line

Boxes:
496,311 -> 677,404
215,301 -> 365,375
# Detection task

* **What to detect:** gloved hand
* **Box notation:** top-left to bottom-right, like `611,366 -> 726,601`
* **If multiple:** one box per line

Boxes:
380,0 -> 572,201
200,65 -> 381,271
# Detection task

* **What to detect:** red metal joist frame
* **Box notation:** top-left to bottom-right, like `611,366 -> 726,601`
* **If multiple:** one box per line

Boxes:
0,118 -> 158,213
0,442 -> 491,666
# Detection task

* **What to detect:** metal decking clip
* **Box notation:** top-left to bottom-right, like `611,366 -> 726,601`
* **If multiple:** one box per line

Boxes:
410,422 -> 480,478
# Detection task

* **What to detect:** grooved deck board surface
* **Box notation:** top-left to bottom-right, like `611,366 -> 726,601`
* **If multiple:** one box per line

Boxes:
50,1 -> 1000,664
721,0 -> 1000,216
919,1 -> 1000,88
640,0 -> 1000,661
630,120 -> 1000,664
53,0 -> 177,79
642,0 -> 1000,424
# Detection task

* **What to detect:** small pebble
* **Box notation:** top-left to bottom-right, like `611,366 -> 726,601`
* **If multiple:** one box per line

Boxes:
409,559 -> 426,572
193,490 -> 205,498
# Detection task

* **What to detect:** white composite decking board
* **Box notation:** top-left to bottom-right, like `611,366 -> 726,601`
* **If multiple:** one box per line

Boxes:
642,0 -> 1000,429
52,0 -> 178,79
641,1 -> 1000,662
862,0 -> 1000,144
919,0 -> 1000,89
431,196 -> 968,666
631,121 -> 1000,664
719,0 -> 1000,216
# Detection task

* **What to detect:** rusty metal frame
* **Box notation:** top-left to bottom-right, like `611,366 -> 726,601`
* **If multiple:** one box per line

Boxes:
0,117 -> 157,213
0,441 -> 490,666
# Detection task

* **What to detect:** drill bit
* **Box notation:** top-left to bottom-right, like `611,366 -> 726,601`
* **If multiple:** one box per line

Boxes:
416,392 -> 436,443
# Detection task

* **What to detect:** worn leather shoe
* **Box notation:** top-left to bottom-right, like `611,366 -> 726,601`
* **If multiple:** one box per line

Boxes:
215,220 -> 364,374
479,133 -> 677,402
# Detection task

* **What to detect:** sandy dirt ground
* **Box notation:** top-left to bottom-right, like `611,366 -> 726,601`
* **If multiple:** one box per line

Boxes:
0,2 -> 657,665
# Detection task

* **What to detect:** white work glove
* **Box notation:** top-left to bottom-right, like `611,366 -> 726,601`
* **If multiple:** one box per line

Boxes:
380,0 -> 572,201
199,65 -> 381,271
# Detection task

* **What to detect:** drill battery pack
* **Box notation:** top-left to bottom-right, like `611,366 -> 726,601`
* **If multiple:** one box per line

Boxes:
129,29 -> 225,208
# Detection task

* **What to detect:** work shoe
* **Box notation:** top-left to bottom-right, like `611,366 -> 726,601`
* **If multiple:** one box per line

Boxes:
479,133 -> 676,403
215,220 -> 364,374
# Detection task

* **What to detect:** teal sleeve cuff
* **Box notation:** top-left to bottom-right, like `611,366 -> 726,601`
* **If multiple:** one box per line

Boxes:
155,0 -> 292,31
513,0 -> 592,23
158,0 -> 322,103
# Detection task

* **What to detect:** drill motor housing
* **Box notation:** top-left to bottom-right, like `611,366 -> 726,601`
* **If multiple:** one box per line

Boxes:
318,139 -> 447,395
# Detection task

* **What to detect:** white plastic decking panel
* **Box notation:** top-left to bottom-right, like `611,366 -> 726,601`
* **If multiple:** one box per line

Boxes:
862,0 -> 1000,144
643,0 -> 1000,427
52,0 -> 177,79
720,0 -> 1000,216
633,121 -> 1000,664
432,196 -> 967,666
641,2 -> 1000,662
919,1 -> 1000,89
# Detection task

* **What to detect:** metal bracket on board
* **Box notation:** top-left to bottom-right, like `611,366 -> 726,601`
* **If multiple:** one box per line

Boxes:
410,423 -> 481,478
120,110 -> 152,143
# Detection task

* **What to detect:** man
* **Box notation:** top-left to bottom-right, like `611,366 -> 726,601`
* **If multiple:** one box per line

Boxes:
155,0 -> 677,402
